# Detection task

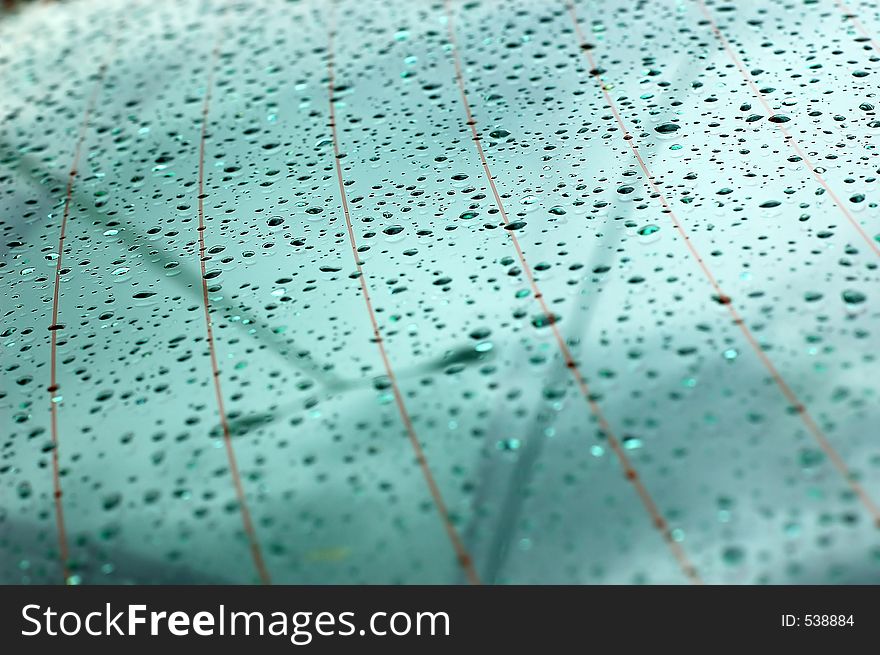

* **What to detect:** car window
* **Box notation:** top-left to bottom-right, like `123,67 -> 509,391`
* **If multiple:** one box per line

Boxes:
1,0 -> 878,584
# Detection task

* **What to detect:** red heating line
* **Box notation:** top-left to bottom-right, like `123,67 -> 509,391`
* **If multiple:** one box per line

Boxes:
565,1 -> 880,527
46,56 -> 112,584
325,25 -> 481,585
442,0 -> 702,584
196,43 -> 272,585
835,0 -> 880,54
693,0 -> 880,258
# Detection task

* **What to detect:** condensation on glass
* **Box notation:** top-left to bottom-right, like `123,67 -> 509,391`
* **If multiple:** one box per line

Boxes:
1,0 -> 879,584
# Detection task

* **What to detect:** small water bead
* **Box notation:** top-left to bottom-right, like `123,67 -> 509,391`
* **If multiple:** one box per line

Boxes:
654,122 -> 680,134
497,438 -> 521,451
842,290 -> 867,305
722,546 -> 746,566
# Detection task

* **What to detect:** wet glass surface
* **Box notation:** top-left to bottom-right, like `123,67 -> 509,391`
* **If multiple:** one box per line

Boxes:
1,0 -> 879,584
